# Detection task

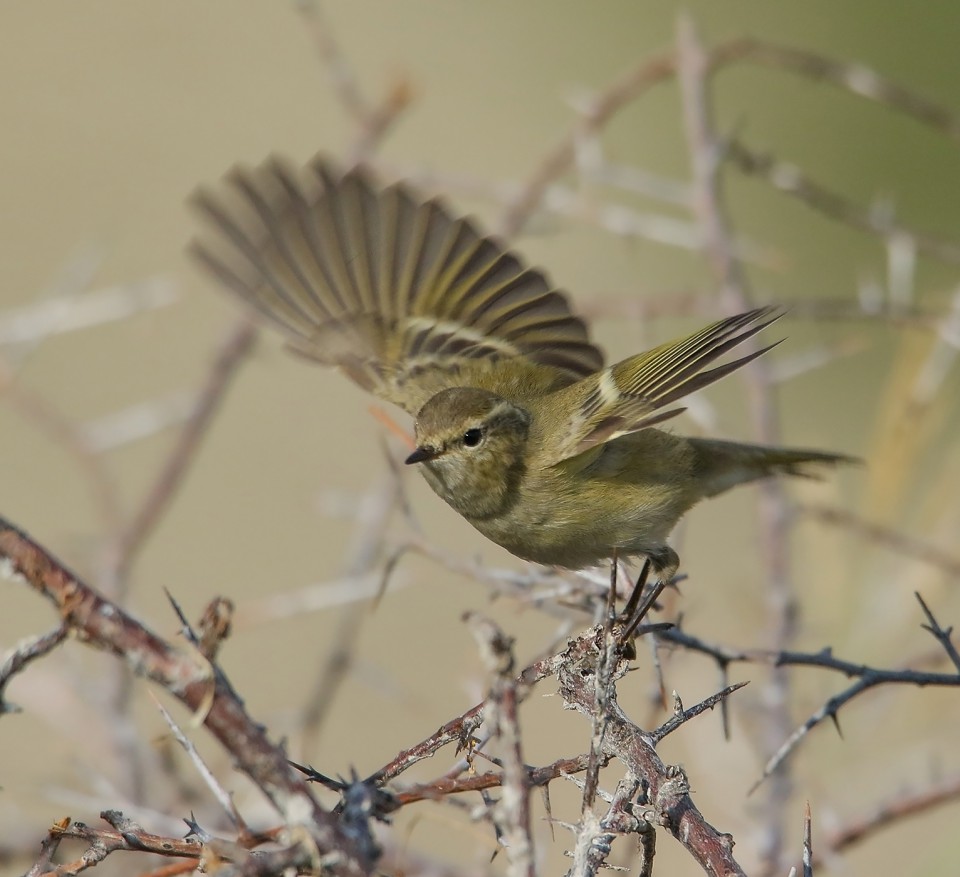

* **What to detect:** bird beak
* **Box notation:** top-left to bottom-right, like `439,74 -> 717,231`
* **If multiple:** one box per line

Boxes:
405,446 -> 436,465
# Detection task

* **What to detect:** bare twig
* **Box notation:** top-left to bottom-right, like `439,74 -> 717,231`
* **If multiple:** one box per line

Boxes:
381,162 -> 776,263
710,37 -> 960,142
296,0 -> 371,122
24,817 -> 70,877
363,620 -> 746,872
498,49 -> 678,237
0,354 -> 123,531
0,515 -> 371,875
296,0 -> 412,164
81,391 -> 196,453
389,754 -> 598,807
103,318 -> 257,596
751,669 -> 958,793
32,811 -> 204,877
650,682 -> 749,744
654,602 -> 960,810
661,624 -> 960,687
798,503 -> 960,580
557,628 -> 746,876
579,564 -> 620,816
676,15 -> 794,871
465,613 -> 535,877
26,810 -> 295,877
728,141 -> 960,266
0,277 -> 176,346
152,694 -> 246,833
298,469 -> 404,758
820,772 -> 960,861
915,591 -> 960,672
0,623 -> 68,714
802,801 -> 813,877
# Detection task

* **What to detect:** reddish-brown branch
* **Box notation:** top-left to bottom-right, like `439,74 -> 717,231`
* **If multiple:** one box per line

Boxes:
0,516 -> 371,876
819,773 -> 960,862
391,754 -> 597,807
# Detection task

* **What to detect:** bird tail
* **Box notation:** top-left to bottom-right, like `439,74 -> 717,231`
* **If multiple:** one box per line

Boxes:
688,437 -> 857,498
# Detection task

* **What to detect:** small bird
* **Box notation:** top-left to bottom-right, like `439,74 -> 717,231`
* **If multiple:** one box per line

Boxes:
190,155 -> 851,586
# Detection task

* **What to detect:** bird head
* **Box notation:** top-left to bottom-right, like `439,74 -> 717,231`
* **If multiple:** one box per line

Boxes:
405,387 -> 531,520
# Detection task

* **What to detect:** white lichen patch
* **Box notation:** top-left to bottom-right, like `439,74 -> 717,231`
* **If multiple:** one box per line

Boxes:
0,556 -> 29,586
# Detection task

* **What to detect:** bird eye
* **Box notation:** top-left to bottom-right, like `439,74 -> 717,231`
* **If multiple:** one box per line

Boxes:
462,428 -> 484,447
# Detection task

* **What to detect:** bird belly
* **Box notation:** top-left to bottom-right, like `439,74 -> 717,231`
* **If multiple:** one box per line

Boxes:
466,477 -> 691,570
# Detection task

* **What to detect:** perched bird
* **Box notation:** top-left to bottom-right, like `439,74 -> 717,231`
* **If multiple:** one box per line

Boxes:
190,156 -> 851,586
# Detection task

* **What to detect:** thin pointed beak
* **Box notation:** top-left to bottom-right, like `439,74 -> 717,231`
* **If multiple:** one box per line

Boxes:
405,446 -> 436,465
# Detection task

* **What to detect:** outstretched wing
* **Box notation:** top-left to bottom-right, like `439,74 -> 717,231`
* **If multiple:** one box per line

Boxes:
189,156 -> 604,414
547,307 -> 783,464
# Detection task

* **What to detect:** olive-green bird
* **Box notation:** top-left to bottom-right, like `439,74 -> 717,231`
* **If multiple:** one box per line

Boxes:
190,155 -> 851,586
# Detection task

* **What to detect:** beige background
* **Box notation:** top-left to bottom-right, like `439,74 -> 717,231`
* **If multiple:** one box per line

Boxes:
2,2 -> 960,874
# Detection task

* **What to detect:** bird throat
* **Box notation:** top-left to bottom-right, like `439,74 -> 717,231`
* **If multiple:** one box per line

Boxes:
420,449 -> 527,522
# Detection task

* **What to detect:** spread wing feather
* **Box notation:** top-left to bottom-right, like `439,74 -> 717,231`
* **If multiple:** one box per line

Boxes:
549,307 -> 783,463
190,156 -> 604,414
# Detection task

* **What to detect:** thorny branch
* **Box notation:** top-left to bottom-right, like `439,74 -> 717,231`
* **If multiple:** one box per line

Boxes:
3,509 -> 762,875
0,506 -> 764,873
0,517 -> 372,877
656,591 -> 960,788
5,9 -> 960,877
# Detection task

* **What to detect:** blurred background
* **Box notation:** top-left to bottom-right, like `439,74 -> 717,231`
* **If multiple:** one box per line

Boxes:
2,2 -> 959,874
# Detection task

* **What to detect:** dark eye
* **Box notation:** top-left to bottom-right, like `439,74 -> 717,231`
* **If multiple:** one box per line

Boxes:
462,428 -> 484,447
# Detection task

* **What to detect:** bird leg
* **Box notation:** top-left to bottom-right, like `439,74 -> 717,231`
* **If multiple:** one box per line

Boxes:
618,556 -> 652,625
614,547 -> 678,650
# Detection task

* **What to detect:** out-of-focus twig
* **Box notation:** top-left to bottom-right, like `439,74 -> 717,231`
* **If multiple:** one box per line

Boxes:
816,773 -> 960,865
498,49 -> 678,237
103,318 -> 257,597
80,391 -> 196,453
296,0 -> 412,164
297,467 -> 404,759
0,624 -> 68,715
0,277 -> 177,347
152,694 -> 247,835
799,502 -> 960,580
0,354 -> 123,531
710,37 -> 960,143
676,15 -> 794,873
465,613 -> 534,877
729,142 -> 960,266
